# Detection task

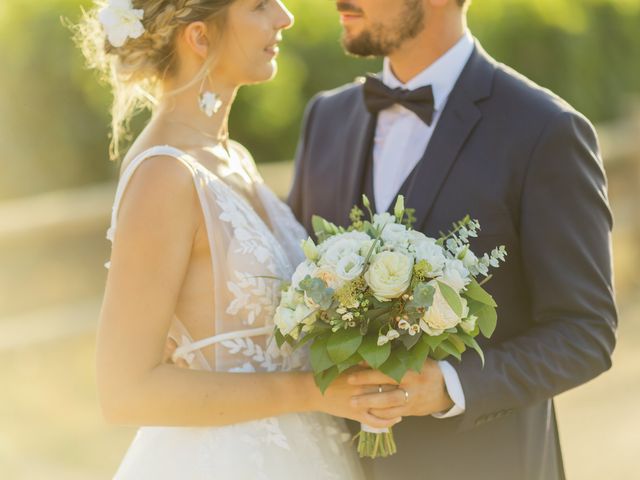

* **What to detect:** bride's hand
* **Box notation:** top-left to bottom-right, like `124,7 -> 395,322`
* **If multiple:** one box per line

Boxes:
308,369 -> 402,429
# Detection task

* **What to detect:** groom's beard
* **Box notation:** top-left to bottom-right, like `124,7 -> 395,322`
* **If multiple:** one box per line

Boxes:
339,0 -> 425,57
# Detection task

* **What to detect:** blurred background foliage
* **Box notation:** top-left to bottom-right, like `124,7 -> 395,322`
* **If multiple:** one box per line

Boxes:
1,0 -> 640,200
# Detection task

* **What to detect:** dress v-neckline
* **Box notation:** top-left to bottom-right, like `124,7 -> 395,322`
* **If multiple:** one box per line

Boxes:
172,145 -> 277,236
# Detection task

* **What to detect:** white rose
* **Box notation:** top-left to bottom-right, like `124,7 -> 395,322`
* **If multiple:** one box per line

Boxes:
335,253 -> 365,281
381,223 -> 410,252
411,237 -> 446,275
407,230 -> 428,245
420,281 -> 467,335
440,259 -> 471,292
318,231 -> 370,255
364,251 -> 412,302
291,260 -> 319,289
319,232 -> 370,270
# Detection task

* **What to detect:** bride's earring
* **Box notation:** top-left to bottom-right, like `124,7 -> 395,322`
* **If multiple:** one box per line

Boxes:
198,70 -> 222,117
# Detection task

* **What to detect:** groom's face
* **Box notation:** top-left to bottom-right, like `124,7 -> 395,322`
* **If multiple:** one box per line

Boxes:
336,0 -> 426,57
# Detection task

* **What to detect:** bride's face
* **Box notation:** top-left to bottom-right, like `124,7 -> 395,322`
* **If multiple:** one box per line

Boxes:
215,0 -> 294,85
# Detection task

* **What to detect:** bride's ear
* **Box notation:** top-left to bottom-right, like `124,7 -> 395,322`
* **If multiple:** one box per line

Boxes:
181,21 -> 215,60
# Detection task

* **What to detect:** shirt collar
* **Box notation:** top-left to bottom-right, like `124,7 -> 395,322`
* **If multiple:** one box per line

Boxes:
382,30 -> 475,112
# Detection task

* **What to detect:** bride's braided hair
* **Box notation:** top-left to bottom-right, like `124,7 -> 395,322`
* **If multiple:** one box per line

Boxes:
74,0 -> 235,160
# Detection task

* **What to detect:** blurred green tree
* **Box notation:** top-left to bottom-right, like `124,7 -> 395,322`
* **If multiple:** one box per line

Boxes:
0,0 -> 638,200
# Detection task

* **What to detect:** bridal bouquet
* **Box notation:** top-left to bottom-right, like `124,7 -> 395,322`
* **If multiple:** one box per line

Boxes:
273,195 -> 506,458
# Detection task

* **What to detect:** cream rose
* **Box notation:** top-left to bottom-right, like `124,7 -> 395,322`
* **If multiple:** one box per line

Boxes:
314,265 -> 345,290
364,251 -> 412,302
420,281 -> 468,336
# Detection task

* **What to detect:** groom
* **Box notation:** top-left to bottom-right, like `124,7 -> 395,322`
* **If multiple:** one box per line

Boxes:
288,0 -> 617,479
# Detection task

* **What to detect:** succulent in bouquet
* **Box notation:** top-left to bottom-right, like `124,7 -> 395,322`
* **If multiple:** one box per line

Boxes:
273,195 -> 507,458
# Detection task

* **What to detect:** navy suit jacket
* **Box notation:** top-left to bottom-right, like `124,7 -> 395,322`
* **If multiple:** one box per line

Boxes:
288,41 -> 617,480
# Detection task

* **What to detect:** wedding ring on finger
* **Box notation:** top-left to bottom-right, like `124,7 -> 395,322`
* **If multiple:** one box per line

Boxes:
399,387 -> 409,404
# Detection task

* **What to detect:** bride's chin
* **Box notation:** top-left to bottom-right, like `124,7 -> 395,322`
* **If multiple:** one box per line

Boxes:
249,62 -> 278,84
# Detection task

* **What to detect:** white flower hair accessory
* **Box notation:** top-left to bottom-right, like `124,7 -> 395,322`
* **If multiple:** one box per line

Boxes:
98,0 -> 145,48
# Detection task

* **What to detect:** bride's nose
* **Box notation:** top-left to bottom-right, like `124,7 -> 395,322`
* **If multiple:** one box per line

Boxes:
274,0 -> 295,30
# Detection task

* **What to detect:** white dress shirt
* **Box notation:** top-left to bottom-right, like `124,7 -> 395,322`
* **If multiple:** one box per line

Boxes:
373,30 -> 475,419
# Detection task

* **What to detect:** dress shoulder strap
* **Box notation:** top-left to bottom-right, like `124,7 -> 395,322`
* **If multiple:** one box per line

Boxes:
104,146 -> 199,262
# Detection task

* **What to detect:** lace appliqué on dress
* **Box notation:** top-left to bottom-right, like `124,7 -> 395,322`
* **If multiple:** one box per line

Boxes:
226,271 -> 277,327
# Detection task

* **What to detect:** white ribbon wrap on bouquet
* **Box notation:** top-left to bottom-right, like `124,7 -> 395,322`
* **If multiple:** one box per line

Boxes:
361,423 -> 390,434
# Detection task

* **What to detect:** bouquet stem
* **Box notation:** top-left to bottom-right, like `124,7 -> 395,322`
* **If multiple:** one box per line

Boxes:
354,424 -> 397,458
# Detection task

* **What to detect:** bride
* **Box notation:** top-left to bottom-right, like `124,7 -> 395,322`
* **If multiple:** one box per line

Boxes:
75,0 -> 401,478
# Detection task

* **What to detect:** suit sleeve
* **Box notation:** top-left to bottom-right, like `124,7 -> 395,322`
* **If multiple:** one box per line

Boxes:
287,95 -> 321,224
452,110 -> 617,431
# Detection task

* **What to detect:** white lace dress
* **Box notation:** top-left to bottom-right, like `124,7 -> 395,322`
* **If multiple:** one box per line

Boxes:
104,145 -> 364,479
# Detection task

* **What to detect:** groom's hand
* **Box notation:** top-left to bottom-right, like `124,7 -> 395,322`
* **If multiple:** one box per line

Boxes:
348,360 -> 454,419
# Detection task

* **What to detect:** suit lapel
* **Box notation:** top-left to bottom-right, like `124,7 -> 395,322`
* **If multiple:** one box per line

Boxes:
339,84 -> 376,226
404,42 -> 497,232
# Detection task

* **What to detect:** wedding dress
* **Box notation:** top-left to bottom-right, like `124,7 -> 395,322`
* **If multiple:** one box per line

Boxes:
104,145 -> 364,479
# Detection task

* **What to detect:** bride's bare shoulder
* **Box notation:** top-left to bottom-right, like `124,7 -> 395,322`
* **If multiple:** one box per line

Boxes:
115,141 -> 201,235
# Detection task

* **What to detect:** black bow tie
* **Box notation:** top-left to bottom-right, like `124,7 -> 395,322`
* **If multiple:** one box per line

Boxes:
362,75 -> 435,125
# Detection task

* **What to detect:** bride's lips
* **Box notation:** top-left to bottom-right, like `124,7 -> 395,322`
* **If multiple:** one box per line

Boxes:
264,41 -> 281,57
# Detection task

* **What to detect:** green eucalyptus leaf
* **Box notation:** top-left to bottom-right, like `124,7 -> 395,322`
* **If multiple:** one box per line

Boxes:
457,331 -> 485,366
309,337 -> 333,373
422,333 -> 447,350
326,327 -> 363,364
475,304 -> 498,338
378,351 -> 409,383
437,281 -> 463,317
413,282 -> 436,308
437,340 -> 462,362
292,329 -> 324,352
431,346 -> 449,361
299,275 -> 334,310
401,332 -> 421,351
337,352 -> 363,373
448,334 -> 467,353
358,334 -> 391,369
406,338 -> 431,372
315,366 -> 340,394
464,279 -> 497,307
